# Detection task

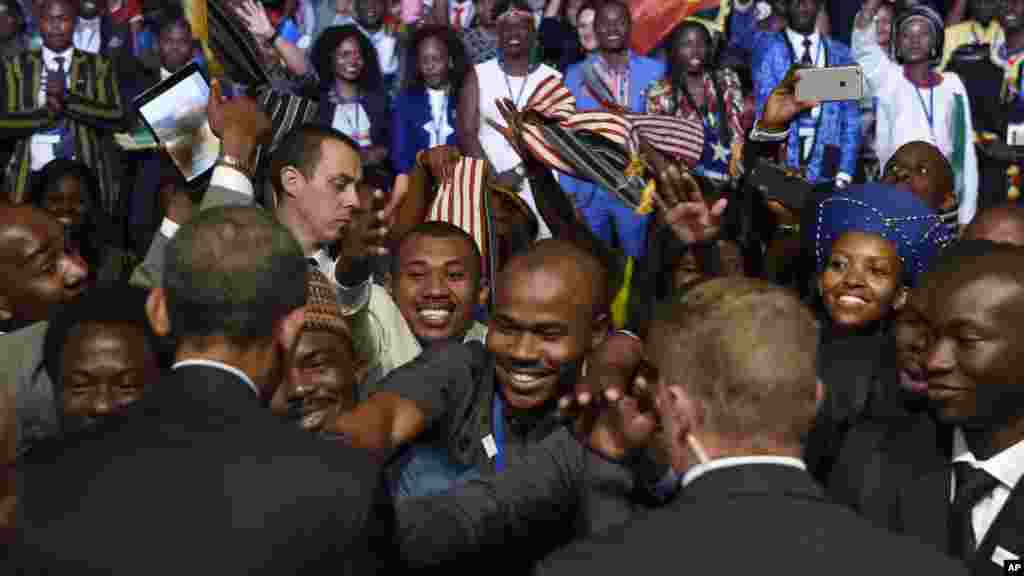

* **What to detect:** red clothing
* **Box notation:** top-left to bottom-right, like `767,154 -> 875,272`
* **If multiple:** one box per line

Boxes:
109,0 -> 142,25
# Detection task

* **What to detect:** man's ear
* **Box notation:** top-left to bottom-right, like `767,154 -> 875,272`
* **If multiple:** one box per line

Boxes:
892,286 -> 909,312
0,294 -> 11,323
279,166 -> 305,202
590,312 -> 611,349
146,288 -> 170,337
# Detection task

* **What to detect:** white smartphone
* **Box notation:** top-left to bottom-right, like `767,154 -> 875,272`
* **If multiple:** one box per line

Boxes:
795,66 -> 864,103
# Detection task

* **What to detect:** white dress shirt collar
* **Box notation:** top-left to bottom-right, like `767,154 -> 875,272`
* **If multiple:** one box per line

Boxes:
74,16 -> 102,54
786,27 -> 821,64
171,359 -> 260,396
953,427 -> 1024,493
681,455 -> 807,488
42,45 -> 74,71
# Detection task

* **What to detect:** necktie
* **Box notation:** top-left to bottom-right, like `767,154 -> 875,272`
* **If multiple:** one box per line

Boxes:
52,56 -> 73,159
949,462 -> 1000,562
453,5 -> 464,29
801,36 -> 813,66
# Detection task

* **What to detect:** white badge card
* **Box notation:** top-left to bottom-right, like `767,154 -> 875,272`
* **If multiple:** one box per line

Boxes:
1007,123 -> 1024,146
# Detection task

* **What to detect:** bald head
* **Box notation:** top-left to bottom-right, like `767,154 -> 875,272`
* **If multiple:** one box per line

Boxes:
499,239 -> 609,314
0,204 -> 87,328
488,239 -> 611,410
884,141 -> 954,211
963,204 -> 1024,246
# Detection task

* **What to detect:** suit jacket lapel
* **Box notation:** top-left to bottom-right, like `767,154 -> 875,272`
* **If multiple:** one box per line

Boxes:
70,50 -> 84,94
895,418 -> 952,551
974,481 -> 1024,575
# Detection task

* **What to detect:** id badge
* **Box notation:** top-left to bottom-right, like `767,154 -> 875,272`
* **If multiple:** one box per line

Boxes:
1007,123 -> 1024,146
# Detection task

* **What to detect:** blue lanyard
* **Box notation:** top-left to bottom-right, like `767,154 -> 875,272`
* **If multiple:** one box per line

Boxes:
491,392 -> 504,473
915,85 -> 936,137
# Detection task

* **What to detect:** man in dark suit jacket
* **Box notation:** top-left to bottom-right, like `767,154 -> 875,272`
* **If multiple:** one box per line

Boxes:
17,91 -> 395,574
538,277 -> 968,576
830,240 -> 1024,576
0,0 -> 124,218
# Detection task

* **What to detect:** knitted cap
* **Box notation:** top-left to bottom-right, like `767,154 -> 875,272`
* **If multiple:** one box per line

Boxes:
305,268 -> 350,338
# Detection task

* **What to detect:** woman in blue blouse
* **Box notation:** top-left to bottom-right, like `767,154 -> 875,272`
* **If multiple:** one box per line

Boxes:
311,25 -> 391,171
390,25 -> 468,210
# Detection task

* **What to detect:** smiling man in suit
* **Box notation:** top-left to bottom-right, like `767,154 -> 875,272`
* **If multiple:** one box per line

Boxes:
538,277 -> 968,576
0,0 -> 124,227
831,240 -> 1024,576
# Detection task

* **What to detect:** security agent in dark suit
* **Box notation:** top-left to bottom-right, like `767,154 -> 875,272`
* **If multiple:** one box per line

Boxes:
538,277 -> 968,576
17,204 -> 396,574
830,240 -> 1024,576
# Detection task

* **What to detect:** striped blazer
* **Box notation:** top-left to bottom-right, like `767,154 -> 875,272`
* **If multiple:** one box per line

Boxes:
0,49 -> 125,220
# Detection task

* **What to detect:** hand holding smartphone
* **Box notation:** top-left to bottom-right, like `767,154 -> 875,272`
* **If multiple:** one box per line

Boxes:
794,66 -> 864,103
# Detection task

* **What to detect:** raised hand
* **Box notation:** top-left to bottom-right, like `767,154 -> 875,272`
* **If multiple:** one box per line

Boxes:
758,66 -> 818,134
642,140 -> 727,245
207,79 -> 272,160
234,0 -> 276,42
558,332 -> 659,460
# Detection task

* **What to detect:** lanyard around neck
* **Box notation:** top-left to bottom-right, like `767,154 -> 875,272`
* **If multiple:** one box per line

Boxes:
915,84 -> 936,135
491,391 -> 505,472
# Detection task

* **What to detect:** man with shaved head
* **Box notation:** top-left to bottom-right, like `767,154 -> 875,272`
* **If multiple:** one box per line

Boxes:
881,141 -> 958,219
0,203 -> 87,331
0,202 -> 88,455
380,240 -> 685,571
963,203 -> 1024,246
328,238 -> 610,466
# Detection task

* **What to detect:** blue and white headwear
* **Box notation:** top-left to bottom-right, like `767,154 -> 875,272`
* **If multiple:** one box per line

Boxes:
813,183 -> 955,287
891,4 -> 945,67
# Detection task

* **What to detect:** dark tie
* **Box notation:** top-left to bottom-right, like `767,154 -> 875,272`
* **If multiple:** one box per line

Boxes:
801,36 -> 814,66
52,56 -> 73,159
949,462 -> 1000,561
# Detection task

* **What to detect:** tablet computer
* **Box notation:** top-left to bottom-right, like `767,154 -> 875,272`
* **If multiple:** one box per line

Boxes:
134,62 -> 220,183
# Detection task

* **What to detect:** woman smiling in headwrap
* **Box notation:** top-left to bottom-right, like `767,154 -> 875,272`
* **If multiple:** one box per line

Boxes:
804,182 -> 954,485
812,182 -> 953,339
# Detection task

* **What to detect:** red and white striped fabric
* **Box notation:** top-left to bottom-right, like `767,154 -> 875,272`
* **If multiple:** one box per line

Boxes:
515,76 -> 705,176
427,157 -> 490,266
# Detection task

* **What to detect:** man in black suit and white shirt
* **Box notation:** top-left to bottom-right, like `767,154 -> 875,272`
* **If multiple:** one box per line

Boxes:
538,277 -> 968,576
830,240 -> 1024,576
16,91 -> 395,574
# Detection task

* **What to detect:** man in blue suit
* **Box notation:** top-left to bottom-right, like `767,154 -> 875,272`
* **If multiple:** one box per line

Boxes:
560,0 -> 664,259
731,0 -> 861,186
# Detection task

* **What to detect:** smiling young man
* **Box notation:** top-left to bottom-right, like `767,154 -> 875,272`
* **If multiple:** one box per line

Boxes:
559,0 -> 664,260
327,239 -> 609,476
458,0 -> 561,240
0,0 -> 125,216
0,203 -> 89,455
731,0 -> 861,187
830,241 -> 1024,575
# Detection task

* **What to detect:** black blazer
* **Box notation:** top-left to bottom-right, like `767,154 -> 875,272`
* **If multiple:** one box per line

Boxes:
830,413 -> 1024,576
537,463 -> 968,576
16,365 -> 395,575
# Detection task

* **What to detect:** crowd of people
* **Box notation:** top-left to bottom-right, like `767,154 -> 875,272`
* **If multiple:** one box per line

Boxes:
2,0 -> 1024,573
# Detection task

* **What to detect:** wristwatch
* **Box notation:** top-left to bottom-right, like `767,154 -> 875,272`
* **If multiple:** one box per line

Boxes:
218,153 -> 254,179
